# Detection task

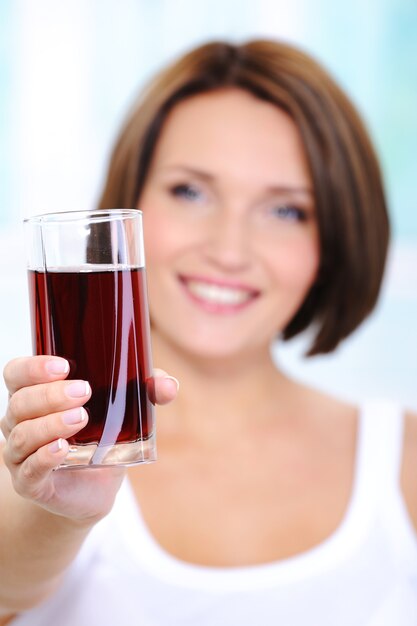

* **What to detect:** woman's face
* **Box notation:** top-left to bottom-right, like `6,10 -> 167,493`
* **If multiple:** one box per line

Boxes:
139,88 -> 319,361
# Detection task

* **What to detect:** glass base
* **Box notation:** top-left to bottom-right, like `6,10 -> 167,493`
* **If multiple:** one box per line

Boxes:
57,434 -> 156,470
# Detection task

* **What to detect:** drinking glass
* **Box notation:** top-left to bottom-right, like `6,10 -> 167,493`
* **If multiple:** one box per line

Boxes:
24,209 -> 156,468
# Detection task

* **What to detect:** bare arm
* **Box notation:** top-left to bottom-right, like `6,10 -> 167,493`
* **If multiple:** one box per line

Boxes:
401,410 -> 417,531
0,460 -> 106,614
0,357 -> 177,619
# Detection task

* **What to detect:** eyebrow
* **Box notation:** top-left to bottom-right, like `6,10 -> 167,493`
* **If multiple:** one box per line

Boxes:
266,185 -> 313,197
160,165 -> 314,196
160,165 -> 214,182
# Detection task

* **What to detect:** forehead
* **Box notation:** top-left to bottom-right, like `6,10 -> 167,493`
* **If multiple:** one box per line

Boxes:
148,88 -> 311,187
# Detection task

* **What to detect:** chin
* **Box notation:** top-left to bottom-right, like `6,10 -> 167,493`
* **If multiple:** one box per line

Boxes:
167,332 -> 265,363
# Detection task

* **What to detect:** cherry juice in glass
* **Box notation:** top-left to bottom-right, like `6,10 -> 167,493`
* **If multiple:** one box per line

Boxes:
25,210 -> 155,468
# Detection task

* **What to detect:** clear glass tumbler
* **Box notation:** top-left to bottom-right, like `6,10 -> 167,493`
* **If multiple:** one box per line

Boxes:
24,209 -> 156,469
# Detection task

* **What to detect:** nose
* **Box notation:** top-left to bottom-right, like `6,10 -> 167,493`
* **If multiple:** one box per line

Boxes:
202,210 -> 252,272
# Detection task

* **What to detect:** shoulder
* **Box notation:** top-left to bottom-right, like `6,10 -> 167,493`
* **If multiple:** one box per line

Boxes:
0,440 -> 5,466
401,409 -> 417,531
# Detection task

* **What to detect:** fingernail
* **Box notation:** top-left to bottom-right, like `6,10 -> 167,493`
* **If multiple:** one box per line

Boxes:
62,407 -> 87,425
49,438 -> 64,453
65,381 -> 90,398
46,359 -> 70,375
165,376 -> 180,392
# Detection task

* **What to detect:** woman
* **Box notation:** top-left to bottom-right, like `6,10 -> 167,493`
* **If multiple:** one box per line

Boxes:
1,40 -> 417,625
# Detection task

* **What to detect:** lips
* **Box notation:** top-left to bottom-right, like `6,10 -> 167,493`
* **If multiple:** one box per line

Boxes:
178,274 -> 260,313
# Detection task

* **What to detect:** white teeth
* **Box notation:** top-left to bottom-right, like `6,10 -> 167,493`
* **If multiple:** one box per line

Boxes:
186,281 -> 252,305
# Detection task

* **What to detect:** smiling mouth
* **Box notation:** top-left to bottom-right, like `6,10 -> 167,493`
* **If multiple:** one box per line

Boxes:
178,275 -> 260,312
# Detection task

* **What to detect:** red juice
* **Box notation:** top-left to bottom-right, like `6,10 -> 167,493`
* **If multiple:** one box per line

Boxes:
28,267 -> 154,446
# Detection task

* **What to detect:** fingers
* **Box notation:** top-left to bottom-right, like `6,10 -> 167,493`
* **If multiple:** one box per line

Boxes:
2,401 -> 90,501
11,439 -> 71,500
152,368 -> 179,406
3,356 -> 70,395
3,379 -> 91,438
4,407 -> 88,465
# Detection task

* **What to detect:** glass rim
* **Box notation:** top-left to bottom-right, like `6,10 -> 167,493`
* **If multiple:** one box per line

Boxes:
24,208 -> 142,225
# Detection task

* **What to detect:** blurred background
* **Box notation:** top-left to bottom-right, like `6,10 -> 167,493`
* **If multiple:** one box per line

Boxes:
0,0 -> 416,408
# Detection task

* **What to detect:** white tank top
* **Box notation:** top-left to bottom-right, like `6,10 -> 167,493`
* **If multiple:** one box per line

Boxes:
11,401 -> 417,625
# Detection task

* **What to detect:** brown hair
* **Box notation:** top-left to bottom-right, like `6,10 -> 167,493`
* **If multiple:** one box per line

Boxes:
98,40 -> 390,356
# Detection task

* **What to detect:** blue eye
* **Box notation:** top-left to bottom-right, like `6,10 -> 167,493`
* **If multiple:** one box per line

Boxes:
170,184 -> 203,202
271,205 -> 308,222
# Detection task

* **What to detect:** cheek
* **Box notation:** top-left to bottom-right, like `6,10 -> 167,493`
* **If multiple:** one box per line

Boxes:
267,237 -> 320,292
142,209 -> 182,266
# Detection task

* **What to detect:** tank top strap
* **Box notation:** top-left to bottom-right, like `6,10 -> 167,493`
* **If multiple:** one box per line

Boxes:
358,400 -> 404,489
358,400 -> 417,566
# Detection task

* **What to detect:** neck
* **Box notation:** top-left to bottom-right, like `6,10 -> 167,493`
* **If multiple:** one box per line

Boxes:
151,330 -> 292,443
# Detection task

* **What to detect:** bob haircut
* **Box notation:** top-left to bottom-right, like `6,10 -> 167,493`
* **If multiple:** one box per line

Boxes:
98,39 -> 390,356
